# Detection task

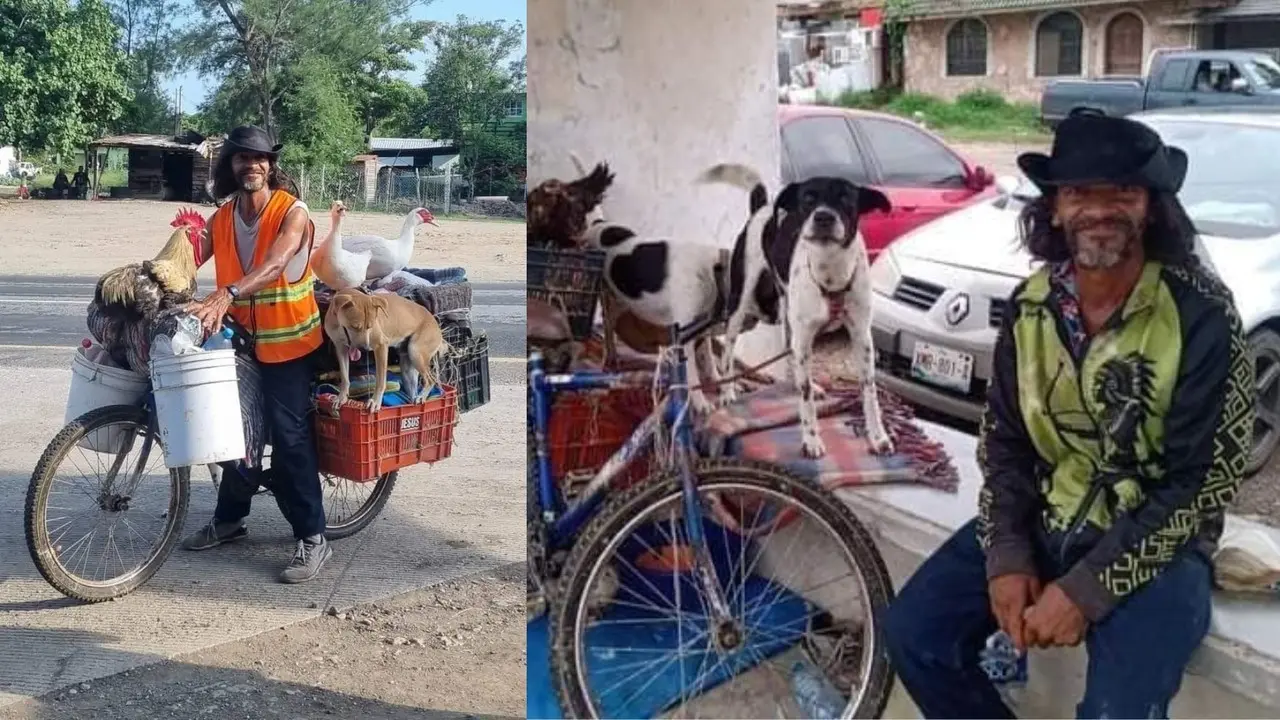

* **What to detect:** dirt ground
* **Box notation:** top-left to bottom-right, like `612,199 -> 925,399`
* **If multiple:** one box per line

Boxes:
0,199 -> 524,283
0,565 -> 525,720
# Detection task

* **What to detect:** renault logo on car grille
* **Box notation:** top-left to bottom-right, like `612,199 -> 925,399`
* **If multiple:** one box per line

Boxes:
945,293 -> 971,326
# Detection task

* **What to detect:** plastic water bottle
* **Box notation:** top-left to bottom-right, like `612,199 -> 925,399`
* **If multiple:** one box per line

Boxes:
979,630 -> 1028,708
202,326 -> 234,351
790,660 -> 846,719
81,338 -> 110,365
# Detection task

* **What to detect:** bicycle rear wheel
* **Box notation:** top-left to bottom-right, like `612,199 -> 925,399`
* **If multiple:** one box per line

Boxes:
551,458 -> 895,719
322,470 -> 397,540
25,405 -> 190,603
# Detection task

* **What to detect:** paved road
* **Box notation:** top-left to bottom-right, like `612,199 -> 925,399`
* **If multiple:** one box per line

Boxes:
0,275 -> 525,362
0,275 -> 525,707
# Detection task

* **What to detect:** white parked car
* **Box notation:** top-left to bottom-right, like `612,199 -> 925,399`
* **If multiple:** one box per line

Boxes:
868,108 -> 1280,474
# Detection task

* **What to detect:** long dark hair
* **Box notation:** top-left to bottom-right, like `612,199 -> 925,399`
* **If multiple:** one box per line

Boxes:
1017,190 -> 1199,266
211,151 -> 299,203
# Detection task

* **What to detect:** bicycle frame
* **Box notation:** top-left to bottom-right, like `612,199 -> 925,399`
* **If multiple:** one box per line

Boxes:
529,318 -> 733,619
529,356 -> 681,548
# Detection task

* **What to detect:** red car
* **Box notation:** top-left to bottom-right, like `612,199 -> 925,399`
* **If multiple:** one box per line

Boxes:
778,104 -> 998,260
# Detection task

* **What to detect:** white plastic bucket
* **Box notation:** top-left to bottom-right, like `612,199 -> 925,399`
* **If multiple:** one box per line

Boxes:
150,349 -> 245,468
66,346 -> 150,453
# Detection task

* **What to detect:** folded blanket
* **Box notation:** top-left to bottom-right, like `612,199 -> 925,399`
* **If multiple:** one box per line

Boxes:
700,384 -> 959,492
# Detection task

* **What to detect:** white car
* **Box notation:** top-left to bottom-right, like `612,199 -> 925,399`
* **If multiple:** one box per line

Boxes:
869,108 -> 1280,474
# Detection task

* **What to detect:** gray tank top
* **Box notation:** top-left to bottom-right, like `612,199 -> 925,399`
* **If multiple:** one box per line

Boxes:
232,193 -> 311,283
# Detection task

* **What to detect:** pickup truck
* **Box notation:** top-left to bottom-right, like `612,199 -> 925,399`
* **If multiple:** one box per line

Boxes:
1040,49 -> 1280,125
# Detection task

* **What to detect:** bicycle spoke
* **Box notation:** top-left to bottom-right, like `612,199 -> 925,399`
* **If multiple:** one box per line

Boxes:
562,472 -> 885,719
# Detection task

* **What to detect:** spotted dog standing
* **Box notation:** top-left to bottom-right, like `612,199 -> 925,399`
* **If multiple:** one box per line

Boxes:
701,163 -> 894,458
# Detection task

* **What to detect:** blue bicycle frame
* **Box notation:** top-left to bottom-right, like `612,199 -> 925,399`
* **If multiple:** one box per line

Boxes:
529,318 -> 732,618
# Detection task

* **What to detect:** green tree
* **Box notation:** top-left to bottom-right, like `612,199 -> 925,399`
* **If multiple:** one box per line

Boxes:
182,0 -> 430,139
419,16 -> 523,146
461,122 -> 524,197
107,0 -> 179,133
277,54 -> 363,167
365,79 -> 429,138
0,0 -> 132,155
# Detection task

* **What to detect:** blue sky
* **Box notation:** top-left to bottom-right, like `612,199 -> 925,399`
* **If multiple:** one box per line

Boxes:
162,0 -> 526,109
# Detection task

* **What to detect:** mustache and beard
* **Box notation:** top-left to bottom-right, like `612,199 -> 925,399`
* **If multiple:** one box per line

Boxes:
237,165 -> 269,192
1062,213 -> 1143,270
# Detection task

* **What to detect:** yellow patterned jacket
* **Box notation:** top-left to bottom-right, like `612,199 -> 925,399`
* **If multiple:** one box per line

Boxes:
976,259 -> 1254,621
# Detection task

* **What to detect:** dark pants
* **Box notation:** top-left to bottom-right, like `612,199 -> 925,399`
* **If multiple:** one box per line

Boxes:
883,519 -> 1212,719
212,351 -> 326,540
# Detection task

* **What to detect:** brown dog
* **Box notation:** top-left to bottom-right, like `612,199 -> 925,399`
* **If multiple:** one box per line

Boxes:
324,288 -> 448,415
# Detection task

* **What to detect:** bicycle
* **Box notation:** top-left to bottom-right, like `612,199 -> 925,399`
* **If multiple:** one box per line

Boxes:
24,346 -> 397,603
528,317 -> 896,719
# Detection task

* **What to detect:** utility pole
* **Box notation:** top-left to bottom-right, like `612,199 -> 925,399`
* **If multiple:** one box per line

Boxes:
174,87 -> 183,135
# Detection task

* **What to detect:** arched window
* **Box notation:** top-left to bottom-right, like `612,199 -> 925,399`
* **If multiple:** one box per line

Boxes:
1035,12 -> 1083,76
946,19 -> 988,76
1105,12 -> 1145,75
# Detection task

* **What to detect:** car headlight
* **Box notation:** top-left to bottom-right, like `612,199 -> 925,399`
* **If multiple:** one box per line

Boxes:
870,249 -> 902,297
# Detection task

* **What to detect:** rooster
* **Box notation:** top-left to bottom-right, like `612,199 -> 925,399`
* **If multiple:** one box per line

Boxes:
86,208 -> 207,373
528,160 -> 614,249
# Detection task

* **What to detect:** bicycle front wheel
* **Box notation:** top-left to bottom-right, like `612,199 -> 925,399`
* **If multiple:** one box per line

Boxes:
25,405 -> 190,603
550,458 -> 895,719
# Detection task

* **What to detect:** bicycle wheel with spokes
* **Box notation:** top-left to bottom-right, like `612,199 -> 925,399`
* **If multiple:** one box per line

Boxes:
551,458 -> 895,719
25,405 -> 190,603
321,470 -> 397,540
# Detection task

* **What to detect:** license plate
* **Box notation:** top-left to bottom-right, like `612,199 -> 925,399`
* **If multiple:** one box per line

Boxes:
910,341 -> 974,393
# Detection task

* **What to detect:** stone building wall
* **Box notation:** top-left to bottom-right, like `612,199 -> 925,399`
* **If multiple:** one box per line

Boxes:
903,1 -> 1198,102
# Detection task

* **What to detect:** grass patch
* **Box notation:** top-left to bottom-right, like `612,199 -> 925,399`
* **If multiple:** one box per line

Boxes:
828,88 -> 1050,143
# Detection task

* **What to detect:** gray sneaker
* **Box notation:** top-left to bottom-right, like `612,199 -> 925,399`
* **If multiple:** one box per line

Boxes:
279,536 -> 332,584
181,521 -> 247,551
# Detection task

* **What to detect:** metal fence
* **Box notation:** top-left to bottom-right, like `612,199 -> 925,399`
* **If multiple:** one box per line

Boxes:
288,164 -> 463,214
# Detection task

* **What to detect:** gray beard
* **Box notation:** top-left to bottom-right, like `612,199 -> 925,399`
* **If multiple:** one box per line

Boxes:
239,175 -> 265,192
1066,226 -> 1140,270
1073,242 -> 1131,270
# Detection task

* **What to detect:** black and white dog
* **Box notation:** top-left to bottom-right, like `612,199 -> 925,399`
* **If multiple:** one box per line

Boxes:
583,220 -> 726,414
700,163 -> 895,458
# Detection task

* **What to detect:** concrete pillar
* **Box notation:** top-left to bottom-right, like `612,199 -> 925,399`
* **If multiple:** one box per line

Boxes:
529,0 -> 781,247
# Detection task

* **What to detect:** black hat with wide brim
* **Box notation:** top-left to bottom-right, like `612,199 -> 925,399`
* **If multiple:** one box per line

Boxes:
220,125 -> 283,161
1017,110 -> 1188,194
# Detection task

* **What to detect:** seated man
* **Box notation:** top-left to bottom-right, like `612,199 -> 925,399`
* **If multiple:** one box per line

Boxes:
883,112 -> 1255,719
52,168 -> 70,199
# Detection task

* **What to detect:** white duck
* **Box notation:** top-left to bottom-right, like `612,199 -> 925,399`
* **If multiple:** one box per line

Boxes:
341,207 -> 438,282
311,201 -> 370,290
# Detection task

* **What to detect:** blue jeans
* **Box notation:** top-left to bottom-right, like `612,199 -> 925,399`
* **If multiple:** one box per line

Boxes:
883,519 -> 1212,719
213,351 -> 326,540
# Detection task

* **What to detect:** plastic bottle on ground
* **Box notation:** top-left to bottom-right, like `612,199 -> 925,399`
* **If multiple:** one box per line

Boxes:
202,326 -> 234,351
790,659 -> 847,719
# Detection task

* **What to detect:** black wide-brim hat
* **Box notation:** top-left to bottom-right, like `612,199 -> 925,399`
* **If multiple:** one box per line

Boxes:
220,125 -> 283,161
1018,110 -> 1188,194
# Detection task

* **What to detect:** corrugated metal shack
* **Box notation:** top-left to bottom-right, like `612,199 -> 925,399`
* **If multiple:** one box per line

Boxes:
87,131 -> 223,202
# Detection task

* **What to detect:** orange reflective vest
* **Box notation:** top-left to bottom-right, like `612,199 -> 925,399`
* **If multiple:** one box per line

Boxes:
211,190 -> 324,364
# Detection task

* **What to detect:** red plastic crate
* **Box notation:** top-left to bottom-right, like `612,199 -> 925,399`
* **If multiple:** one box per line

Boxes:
315,385 -> 459,482
547,387 -> 655,496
